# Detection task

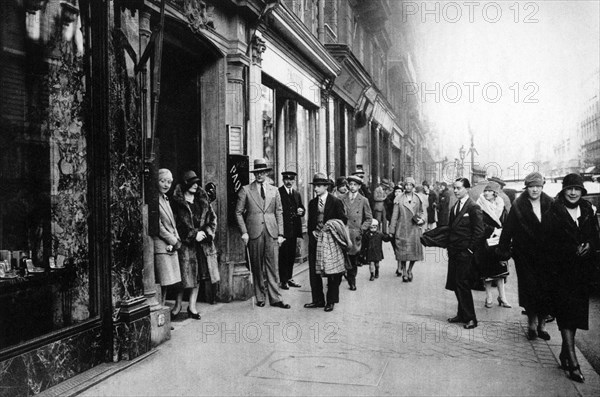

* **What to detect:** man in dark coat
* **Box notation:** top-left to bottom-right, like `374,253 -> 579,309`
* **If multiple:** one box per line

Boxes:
278,171 -> 305,290
437,182 -> 452,226
447,178 -> 485,329
305,173 -> 348,312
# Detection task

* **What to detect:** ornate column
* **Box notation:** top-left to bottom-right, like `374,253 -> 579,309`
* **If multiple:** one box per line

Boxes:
248,31 -> 266,162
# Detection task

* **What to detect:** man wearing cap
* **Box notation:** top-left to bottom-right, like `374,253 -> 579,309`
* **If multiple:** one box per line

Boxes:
341,175 -> 373,290
352,169 -> 372,200
305,173 -> 347,311
469,166 -> 512,213
235,158 -> 290,309
278,171 -> 305,290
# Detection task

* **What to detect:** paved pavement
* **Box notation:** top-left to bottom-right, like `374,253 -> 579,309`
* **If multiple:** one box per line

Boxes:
78,243 -> 600,396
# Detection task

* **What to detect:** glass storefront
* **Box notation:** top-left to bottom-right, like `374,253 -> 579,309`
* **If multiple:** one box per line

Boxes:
0,0 -> 91,350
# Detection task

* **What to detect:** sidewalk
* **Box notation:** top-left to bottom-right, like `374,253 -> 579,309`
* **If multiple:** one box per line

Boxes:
56,244 -> 600,396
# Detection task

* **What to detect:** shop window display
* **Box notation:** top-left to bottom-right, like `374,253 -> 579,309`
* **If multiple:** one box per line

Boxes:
0,0 -> 90,350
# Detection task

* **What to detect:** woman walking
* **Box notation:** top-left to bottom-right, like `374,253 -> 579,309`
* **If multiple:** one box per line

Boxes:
388,177 -> 425,282
543,174 -> 600,383
498,172 -> 553,340
475,182 -> 511,308
171,170 -> 218,320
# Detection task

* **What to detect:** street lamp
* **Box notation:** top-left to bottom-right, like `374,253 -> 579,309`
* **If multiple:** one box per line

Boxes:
458,145 -> 466,177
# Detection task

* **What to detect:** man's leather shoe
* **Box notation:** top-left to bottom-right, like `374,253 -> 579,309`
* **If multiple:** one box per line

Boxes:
324,303 -> 334,312
349,284 -> 357,291
288,280 -> 301,288
464,320 -> 478,329
280,283 -> 289,290
304,302 -> 325,308
271,301 -> 291,309
256,301 -> 266,307
447,316 -> 463,323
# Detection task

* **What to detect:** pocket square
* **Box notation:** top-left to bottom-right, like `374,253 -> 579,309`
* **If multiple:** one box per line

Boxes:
463,213 -> 469,217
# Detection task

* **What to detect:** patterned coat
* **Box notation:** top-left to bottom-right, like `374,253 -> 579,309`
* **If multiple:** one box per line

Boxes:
316,219 -> 352,275
340,192 -> 373,255
389,192 -> 425,261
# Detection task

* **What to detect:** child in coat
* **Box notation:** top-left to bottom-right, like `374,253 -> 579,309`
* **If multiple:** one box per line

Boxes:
360,219 -> 391,281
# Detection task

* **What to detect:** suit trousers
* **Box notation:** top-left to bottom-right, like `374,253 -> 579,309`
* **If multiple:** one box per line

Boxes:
278,237 -> 297,284
449,250 -> 477,322
247,230 -> 282,304
308,238 -> 343,305
346,254 -> 358,287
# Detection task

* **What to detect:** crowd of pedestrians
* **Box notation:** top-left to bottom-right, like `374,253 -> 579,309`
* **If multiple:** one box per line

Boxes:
154,158 -> 599,385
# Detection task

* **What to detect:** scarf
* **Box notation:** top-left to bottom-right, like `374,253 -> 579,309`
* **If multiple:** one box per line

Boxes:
476,194 -> 504,227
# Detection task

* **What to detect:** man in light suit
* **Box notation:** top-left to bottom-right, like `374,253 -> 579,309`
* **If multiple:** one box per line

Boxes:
235,158 -> 290,309
278,171 -> 305,290
341,175 -> 373,291
446,178 -> 485,329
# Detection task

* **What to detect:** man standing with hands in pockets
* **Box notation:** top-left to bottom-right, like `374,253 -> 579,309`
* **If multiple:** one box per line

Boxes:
235,158 -> 290,309
278,171 -> 305,290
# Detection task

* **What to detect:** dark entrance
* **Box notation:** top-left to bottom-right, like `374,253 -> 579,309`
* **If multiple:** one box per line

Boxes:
156,44 -> 202,182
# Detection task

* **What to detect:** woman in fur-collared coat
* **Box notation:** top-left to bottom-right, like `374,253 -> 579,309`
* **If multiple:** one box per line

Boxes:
543,174 -> 600,383
170,171 -> 218,319
497,172 -> 553,341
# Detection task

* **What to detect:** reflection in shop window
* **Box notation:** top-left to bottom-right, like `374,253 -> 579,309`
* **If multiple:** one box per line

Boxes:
261,84 -> 276,184
0,1 -> 90,350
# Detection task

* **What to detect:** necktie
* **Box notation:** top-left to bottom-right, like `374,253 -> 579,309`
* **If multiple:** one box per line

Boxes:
260,184 -> 265,200
455,201 -> 461,216
319,197 -> 324,210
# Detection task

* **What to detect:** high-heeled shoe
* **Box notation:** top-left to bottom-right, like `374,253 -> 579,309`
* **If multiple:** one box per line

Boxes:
187,307 -> 201,320
497,297 -> 512,308
484,299 -> 493,308
407,271 -> 413,282
170,307 -> 182,321
568,365 -> 585,383
559,351 -> 569,369
396,270 -> 401,277
537,326 -> 551,341
402,275 -> 409,282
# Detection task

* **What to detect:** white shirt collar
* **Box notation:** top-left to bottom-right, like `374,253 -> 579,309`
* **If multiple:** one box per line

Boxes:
459,195 -> 469,205
320,191 -> 329,202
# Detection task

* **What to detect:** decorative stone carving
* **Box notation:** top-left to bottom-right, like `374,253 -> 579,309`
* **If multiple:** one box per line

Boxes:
183,0 -> 215,33
251,33 -> 266,65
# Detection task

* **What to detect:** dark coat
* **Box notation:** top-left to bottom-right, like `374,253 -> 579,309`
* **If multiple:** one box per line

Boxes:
476,208 -> 509,280
543,197 -> 600,330
498,192 -> 553,314
445,198 -> 485,291
308,193 -> 347,259
427,190 -> 438,222
384,191 -> 396,223
279,186 -> 305,239
360,230 -> 392,263
437,189 -> 452,226
171,185 -> 217,287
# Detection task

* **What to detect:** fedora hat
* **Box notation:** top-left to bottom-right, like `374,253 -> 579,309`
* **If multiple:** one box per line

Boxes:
352,169 -> 365,177
381,178 -> 391,187
347,175 -> 363,185
250,158 -> 272,173
310,172 -> 333,185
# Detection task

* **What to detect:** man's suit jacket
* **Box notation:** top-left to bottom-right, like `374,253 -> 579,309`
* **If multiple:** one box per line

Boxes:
154,194 -> 180,254
307,194 -> 347,238
340,193 -> 373,255
235,181 -> 284,239
279,186 -> 305,238
447,197 -> 484,252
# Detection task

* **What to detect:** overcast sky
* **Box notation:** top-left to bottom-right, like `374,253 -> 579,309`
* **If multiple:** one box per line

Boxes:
409,0 -> 600,179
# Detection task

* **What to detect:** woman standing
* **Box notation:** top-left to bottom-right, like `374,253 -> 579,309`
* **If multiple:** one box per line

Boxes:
498,172 -> 553,341
171,170 -> 218,320
389,177 -> 425,282
476,182 -> 510,308
543,174 -> 599,383
154,169 -> 182,304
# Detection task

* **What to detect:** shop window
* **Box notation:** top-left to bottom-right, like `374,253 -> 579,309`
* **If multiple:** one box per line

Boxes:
260,84 -> 276,184
0,1 -> 90,350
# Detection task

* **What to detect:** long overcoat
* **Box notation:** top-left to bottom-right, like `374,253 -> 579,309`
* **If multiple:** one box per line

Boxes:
340,193 -> 373,255
389,193 -> 424,261
543,197 -> 600,330
498,192 -> 553,314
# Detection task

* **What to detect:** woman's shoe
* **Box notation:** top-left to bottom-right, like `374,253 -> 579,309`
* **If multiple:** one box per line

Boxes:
170,307 -> 182,321
396,270 -> 401,277
527,329 -> 537,340
568,365 -> 585,383
369,273 -> 375,281
402,276 -> 409,282
407,271 -> 413,282
497,297 -> 512,308
559,351 -> 569,369
537,327 -> 551,341
187,307 -> 201,320
484,299 -> 493,308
